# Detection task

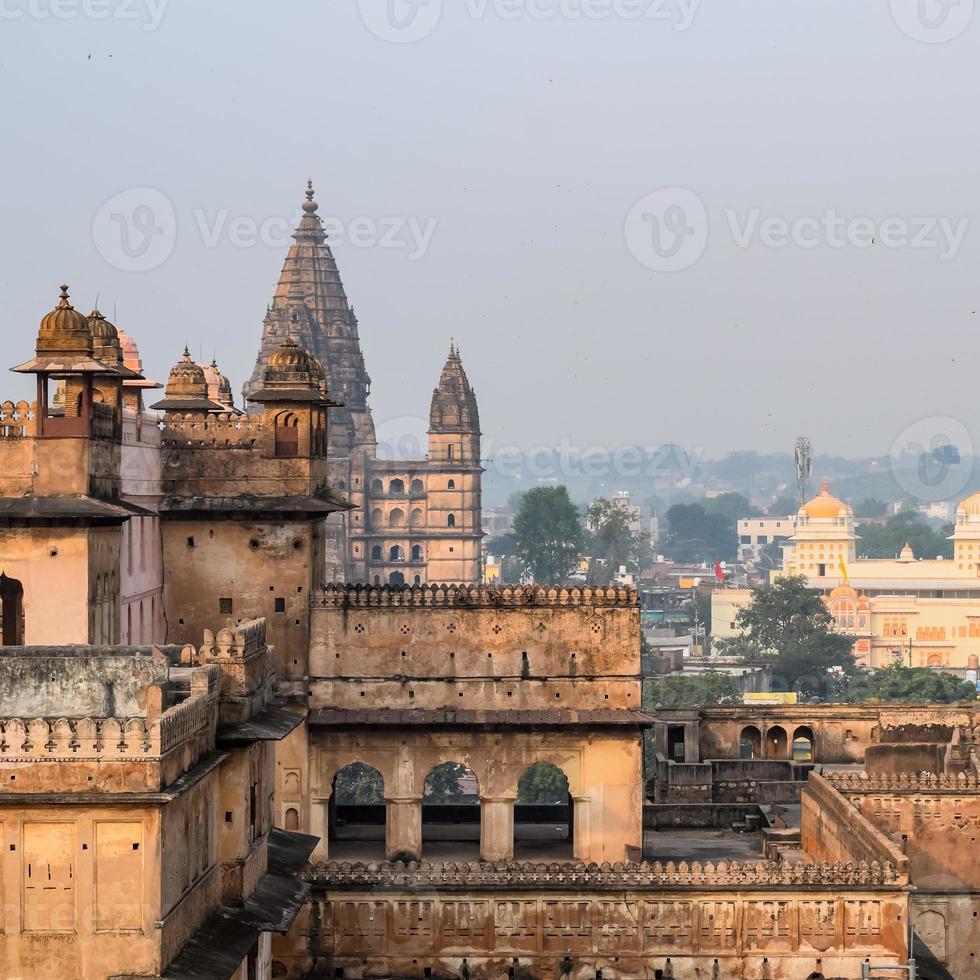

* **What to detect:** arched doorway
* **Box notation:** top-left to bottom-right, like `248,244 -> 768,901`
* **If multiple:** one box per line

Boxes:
273,411 -> 299,457
515,762 -> 573,860
767,725 -> 788,759
389,571 -> 405,587
739,725 -> 761,760
0,573 -> 24,645
422,762 -> 480,859
330,763 -> 385,861
793,726 -> 815,762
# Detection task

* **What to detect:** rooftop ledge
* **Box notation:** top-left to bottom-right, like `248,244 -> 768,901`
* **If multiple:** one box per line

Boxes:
305,857 -> 906,890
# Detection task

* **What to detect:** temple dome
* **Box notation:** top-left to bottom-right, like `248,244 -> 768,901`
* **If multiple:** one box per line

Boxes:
37,285 -> 92,355
149,348 -> 223,412
88,309 -> 124,369
958,492 -> 980,517
265,338 -> 325,389
800,478 -> 850,519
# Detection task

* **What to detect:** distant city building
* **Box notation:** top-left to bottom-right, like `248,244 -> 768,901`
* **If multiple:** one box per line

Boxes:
715,478 -> 980,669
736,515 -> 796,566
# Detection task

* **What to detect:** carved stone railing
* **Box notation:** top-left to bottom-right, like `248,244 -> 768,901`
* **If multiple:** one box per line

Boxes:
312,583 -> 638,609
156,666 -> 220,756
306,857 -> 902,889
0,399 -> 35,438
200,619 -> 267,661
828,771 -> 980,794
160,412 -> 266,447
0,716 -> 157,758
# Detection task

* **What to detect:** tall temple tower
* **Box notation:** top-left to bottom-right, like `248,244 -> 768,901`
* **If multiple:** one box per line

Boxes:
248,182 -> 483,584
245,181 -> 376,580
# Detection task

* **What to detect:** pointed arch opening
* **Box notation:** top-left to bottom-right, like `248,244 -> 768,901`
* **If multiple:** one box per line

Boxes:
739,725 -> 762,760
422,762 -> 480,859
330,763 -> 386,861
515,762 -> 573,860
767,725 -> 788,759
273,410 -> 300,458
793,726 -> 815,762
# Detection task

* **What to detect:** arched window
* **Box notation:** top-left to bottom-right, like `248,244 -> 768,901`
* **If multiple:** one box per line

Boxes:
410,479 -> 424,494
414,575 -> 422,585
448,479 -> 456,490
410,508 -> 424,527
389,508 -> 405,528
274,411 -> 300,458
411,545 -> 423,561
423,762 -> 480,859
448,513 -> 456,528
739,725 -> 761,760
0,573 -> 24,645
389,479 -> 405,495
793,726 -> 815,762
371,508 -> 383,528
284,808 -> 299,831
371,479 -> 383,494
767,725 -> 788,759
331,763 -> 385,861
390,545 -> 405,562
371,546 -> 382,561
389,571 -> 405,586
515,762 -> 572,860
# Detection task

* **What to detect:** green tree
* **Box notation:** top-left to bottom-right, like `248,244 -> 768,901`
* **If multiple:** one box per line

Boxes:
856,513 -> 953,560
853,497 -> 888,518
512,486 -> 584,583
643,671 -> 743,708
702,492 -> 760,522
768,494 -> 798,517
585,497 -> 651,583
517,762 -> 569,804
661,503 -> 735,563
723,575 -> 855,694
424,763 -> 475,804
486,532 -> 518,557
333,763 -> 384,804
842,665 -> 976,704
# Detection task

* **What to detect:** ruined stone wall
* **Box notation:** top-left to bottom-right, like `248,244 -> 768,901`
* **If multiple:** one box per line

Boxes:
309,585 -> 641,712
161,517 -> 317,684
800,774 -> 909,876
296,861 -> 908,980
0,803 -> 162,979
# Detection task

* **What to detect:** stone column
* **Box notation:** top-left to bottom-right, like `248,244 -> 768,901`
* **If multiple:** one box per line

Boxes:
309,797 -> 330,863
386,796 -> 423,861
480,797 -> 516,862
572,796 -> 592,862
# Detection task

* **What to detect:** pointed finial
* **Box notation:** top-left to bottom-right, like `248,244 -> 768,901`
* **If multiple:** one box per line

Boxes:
820,476 -> 830,496
58,284 -> 71,307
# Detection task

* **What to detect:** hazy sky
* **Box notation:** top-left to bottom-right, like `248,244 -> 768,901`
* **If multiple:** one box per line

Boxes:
2,0 -> 978,464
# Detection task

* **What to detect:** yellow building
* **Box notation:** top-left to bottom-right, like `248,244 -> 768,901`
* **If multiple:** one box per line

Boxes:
713,479 -> 980,669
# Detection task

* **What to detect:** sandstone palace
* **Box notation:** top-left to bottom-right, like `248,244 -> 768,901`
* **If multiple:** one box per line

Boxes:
0,185 -> 965,980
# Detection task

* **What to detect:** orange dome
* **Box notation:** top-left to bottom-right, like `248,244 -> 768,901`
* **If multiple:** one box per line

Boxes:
958,492 -> 980,516
801,478 -> 850,519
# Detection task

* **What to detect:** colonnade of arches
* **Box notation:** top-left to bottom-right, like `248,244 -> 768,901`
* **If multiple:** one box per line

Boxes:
325,760 -> 575,863
739,724 -> 815,761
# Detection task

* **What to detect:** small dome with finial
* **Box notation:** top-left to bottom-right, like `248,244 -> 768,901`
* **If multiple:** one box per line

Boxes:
246,337 -> 334,405
150,348 -> 223,412
37,285 -> 93,355
87,308 -> 127,371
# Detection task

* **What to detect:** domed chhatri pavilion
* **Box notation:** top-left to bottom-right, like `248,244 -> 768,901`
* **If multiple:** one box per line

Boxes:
718,478 -> 980,670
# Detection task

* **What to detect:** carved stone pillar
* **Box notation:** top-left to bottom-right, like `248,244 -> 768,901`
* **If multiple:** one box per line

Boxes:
572,796 -> 592,862
386,796 -> 423,861
310,797 -> 330,863
480,796 -> 515,862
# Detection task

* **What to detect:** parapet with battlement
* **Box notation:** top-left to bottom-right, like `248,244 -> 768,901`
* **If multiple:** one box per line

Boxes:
313,582 -> 637,609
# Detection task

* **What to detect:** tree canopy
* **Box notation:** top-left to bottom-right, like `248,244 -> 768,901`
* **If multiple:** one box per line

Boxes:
643,671 -> 743,709
841,665 -> 976,704
853,497 -> 888,518
512,486 -> 584,584
856,513 -> 953,560
661,503 -> 735,563
585,497 -> 651,583
717,575 -> 855,694
517,762 -> 570,805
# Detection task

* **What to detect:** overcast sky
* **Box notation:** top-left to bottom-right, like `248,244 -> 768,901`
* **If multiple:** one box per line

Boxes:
1,0 -> 978,465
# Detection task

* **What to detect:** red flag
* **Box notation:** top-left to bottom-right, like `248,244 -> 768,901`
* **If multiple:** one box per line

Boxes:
714,562 -> 725,582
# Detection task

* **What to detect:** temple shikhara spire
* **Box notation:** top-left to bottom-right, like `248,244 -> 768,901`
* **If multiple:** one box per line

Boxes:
246,181 -> 483,584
